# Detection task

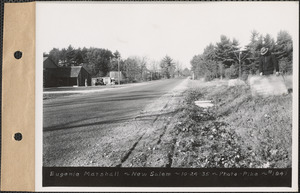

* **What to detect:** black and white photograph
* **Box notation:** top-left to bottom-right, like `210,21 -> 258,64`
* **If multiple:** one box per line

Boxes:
36,1 -> 298,190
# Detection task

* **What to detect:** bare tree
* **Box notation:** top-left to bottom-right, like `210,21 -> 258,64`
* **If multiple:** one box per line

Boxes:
174,60 -> 183,77
148,60 -> 161,80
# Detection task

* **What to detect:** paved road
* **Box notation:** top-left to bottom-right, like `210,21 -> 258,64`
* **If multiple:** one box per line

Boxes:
43,78 -> 187,166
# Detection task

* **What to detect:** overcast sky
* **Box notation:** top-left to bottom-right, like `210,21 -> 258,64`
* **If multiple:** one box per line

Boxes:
37,1 -> 298,68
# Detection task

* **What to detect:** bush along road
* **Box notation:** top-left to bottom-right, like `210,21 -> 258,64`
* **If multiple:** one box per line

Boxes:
170,80 -> 292,168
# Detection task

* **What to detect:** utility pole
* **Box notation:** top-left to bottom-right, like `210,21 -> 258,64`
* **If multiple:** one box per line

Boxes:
118,57 -> 120,85
232,48 -> 247,79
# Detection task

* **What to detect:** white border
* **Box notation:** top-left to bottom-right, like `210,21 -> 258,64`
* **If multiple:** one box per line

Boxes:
35,1 -> 299,192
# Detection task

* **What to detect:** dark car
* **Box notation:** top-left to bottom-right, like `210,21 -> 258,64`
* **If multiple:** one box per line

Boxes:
95,78 -> 105,86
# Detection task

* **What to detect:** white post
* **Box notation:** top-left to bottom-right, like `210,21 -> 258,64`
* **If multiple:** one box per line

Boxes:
239,51 -> 241,79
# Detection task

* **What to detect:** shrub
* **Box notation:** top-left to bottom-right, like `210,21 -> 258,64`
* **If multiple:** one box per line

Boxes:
204,72 -> 215,81
279,58 -> 293,75
241,72 -> 249,81
225,64 -> 238,79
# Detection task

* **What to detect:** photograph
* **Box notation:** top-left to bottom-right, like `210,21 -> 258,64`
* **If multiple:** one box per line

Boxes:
37,1 -> 298,188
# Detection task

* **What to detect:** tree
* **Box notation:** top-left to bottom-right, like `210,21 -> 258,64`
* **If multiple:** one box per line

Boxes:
181,68 -> 191,77
47,45 -> 119,77
174,61 -> 183,77
203,43 -> 217,61
244,30 -> 264,74
81,47 -> 89,63
190,44 -> 221,80
59,48 -> 67,66
215,35 -> 239,68
160,55 -> 175,79
148,60 -> 161,80
109,55 -> 118,72
113,50 -> 121,59
275,31 -> 293,59
109,50 -> 126,72
65,45 -> 76,65
124,57 -> 141,82
225,64 -> 239,79
263,33 -> 276,52
190,30 -> 293,80
190,54 -> 203,79
202,59 -> 219,81
85,48 -> 113,77
48,48 -> 60,64
274,30 -> 293,74
73,48 -> 84,65
134,56 -> 148,81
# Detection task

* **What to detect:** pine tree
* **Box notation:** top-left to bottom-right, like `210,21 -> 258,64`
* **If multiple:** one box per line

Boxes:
275,30 -> 293,74
215,35 -> 239,68
160,55 -> 175,79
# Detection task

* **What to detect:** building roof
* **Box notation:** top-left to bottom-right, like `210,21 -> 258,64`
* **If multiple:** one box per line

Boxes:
43,57 -> 58,68
44,56 -> 56,63
54,66 -> 83,78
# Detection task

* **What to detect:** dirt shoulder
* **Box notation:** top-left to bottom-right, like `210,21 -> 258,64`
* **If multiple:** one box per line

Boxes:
114,79 -> 189,167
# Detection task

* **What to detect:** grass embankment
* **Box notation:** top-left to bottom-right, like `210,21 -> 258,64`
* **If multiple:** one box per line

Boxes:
172,80 -> 292,168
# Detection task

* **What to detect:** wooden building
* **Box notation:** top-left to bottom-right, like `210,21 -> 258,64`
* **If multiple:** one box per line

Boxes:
43,57 -> 59,87
54,66 -> 91,87
43,57 -> 92,87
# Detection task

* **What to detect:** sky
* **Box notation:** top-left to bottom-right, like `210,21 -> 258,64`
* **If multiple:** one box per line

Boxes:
37,1 -> 298,68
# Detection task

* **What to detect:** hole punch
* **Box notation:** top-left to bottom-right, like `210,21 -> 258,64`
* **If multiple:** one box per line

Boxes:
14,51 -> 22,59
14,133 -> 22,141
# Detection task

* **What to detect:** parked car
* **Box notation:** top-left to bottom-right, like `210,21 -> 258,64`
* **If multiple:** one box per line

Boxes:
111,78 -> 116,85
95,78 -> 105,86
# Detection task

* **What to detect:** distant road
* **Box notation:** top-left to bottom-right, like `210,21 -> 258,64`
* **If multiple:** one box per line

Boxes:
43,78 -> 187,166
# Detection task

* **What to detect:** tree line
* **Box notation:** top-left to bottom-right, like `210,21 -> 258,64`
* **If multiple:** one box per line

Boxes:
190,30 -> 293,81
44,46 -> 191,83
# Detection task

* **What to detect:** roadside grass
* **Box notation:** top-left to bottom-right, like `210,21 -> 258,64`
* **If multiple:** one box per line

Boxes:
172,80 -> 292,168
